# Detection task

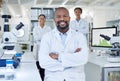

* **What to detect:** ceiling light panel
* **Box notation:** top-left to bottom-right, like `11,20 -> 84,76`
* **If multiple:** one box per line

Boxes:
7,0 -> 19,4
36,0 -> 49,4
20,0 -> 33,4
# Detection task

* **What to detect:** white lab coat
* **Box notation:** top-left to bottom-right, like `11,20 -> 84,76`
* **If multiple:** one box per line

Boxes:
39,28 -> 89,81
69,19 -> 89,35
33,25 -> 52,44
33,25 -> 51,60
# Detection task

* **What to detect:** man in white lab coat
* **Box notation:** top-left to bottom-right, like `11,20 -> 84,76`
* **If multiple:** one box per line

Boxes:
39,7 -> 89,81
69,7 -> 89,36
33,14 -> 52,47
33,14 -> 51,81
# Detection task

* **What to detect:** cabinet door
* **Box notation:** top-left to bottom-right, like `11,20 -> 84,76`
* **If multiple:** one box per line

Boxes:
85,62 -> 102,81
103,67 -> 120,81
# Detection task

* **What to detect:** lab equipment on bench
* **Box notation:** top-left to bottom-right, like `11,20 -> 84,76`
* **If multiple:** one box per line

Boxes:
0,59 -> 16,80
1,15 -> 24,53
2,15 -> 24,43
0,15 -> 23,80
100,34 -> 120,62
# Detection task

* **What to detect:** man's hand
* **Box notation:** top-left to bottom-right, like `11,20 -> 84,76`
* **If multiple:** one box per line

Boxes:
74,48 -> 81,53
49,52 -> 58,60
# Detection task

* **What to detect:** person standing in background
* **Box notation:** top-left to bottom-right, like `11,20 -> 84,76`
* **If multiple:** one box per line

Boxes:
39,7 -> 88,81
33,14 -> 52,81
69,7 -> 89,37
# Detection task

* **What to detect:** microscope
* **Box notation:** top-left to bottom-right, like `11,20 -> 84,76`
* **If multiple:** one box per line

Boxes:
1,15 -> 24,57
0,15 -> 24,68
100,34 -> 120,62
1,15 -> 24,52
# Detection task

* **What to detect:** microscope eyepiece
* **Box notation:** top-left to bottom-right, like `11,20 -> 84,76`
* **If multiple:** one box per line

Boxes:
100,34 -> 111,41
16,22 -> 24,30
2,15 -> 11,19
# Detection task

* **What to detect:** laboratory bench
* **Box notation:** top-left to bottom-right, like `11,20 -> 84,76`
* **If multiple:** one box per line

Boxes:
21,52 -> 36,63
85,52 -> 120,81
0,52 -> 42,81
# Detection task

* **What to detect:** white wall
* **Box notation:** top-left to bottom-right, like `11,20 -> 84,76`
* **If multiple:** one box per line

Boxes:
93,8 -> 120,28
69,7 -> 93,21
69,7 -> 120,28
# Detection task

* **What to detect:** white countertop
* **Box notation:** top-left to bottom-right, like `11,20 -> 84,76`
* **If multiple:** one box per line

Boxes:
0,52 -> 42,81
21,52 -> 36,63
0,63 -> 41,81
89,52 -> 120,68
14,62 -> 41,81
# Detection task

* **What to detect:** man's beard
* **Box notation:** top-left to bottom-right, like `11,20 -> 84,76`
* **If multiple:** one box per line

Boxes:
57,20 -> 69,31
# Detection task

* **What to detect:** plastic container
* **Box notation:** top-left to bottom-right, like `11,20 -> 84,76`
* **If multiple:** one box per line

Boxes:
5,60 -> 15,80
15,53 -> 22,62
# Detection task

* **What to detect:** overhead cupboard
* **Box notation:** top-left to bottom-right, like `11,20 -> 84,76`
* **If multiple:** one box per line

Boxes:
30,7 -> 55,29
30,8 -> 54,20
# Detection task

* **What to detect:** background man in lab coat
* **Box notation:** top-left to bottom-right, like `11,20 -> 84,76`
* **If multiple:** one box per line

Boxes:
39,7 -> 89,81
33,14 -> 52,81
69,7 -> 89,37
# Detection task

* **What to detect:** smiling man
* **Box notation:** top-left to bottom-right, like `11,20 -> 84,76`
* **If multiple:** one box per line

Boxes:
39,7 -> 89,81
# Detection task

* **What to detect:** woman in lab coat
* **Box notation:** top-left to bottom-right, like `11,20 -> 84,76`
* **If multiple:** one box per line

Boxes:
69,7 -> 89,36
39,7 -> 89,81
33,14 -> 51,81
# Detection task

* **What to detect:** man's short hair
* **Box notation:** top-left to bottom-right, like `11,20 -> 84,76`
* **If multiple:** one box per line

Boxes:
54,7 -> 69,16
38,14 -> 46,19
74,7 -> 82,13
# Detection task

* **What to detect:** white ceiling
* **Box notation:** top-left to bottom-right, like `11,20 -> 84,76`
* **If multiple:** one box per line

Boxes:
4,0 -> 120,7
1,0 -> 120,17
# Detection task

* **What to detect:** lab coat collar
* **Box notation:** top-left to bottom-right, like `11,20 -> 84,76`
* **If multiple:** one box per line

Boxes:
75,18 -> 83,23
38,24 -> 47,29
53,27 -> 74,46
53,27 -> 72,35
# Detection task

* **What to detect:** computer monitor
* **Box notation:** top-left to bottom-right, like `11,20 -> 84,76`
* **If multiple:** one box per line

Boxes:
91,27 -> 117,50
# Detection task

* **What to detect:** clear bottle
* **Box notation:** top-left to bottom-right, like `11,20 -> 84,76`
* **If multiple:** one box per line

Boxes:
0,67 -> 6,80
5,59 -> 15,80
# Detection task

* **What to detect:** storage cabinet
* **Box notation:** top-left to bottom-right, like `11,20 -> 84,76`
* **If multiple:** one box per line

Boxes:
30,8 -> 54,20
85,62 -> 102,81
103,67 -> 120,81
85,62 -> 120,81
85,54 -> 120,81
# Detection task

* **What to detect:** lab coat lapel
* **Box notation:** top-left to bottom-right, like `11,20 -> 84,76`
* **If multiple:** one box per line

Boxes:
64,29 -> 73,47
53,28 -> 73,48
54,29 -> 63,46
